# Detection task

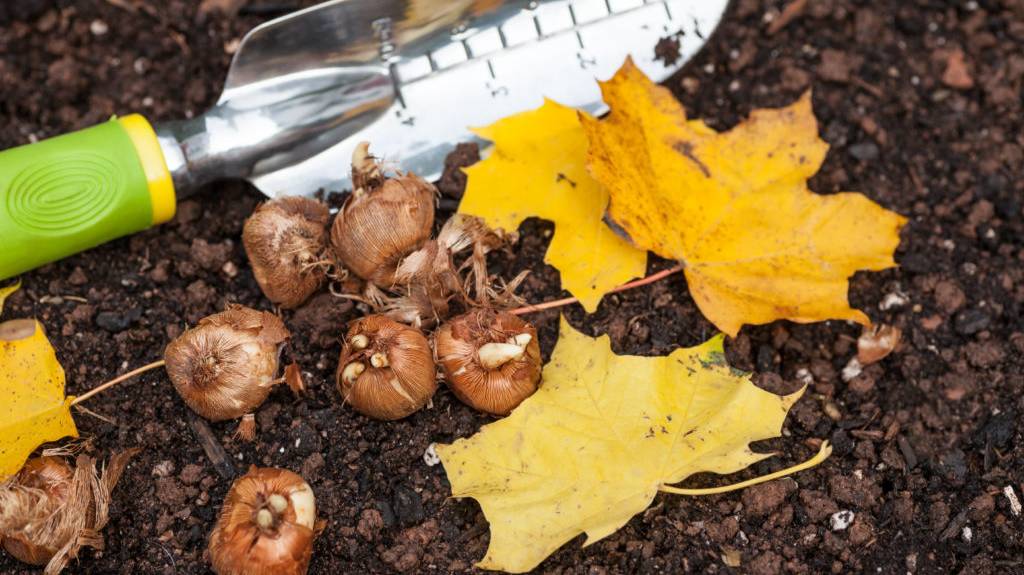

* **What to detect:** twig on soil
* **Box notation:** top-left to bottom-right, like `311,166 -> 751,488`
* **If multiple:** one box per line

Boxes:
766,0 -> 808,36
187,413 -> 237,480
509,264 -> 684,315
70,359 -> 166,406
73,404 -> 117,426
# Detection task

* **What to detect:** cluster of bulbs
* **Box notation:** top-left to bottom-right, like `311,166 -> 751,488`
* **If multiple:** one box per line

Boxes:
173,143 -> 541,573
2,142 -> 545,574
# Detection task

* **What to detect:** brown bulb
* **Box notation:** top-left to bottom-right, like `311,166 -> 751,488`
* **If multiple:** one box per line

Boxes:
165,306 -> 290,422
435,309 -> 542,415
209,466 -> 317,575
336,315 -> 437,420
243,196 -> 331,309
0,450 -> 137,573
0,457 -> 73,566
331,142 -> 436,287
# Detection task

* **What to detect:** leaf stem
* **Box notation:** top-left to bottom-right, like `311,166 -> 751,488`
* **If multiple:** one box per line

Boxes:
510,264 -> 684,315
70,359 -> 166,406
658,440 -> 832,496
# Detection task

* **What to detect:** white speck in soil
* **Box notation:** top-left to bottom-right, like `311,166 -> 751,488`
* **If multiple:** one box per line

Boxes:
423,443 -> 440,467
879,291 -> 909,311
90,19 -> 109,36
830,510 -> 855,531
841,357 -> 863,382
795,368 -> 813,386
1004,486 -> 1022,516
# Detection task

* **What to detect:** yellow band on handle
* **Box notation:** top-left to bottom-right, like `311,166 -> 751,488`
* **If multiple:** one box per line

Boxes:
118,114 -> 176,225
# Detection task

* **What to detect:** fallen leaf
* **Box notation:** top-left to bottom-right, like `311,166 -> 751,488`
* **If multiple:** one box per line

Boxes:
0,320 -> 77,480
581,60 -> 906,336
0,279 -> 20,316
460,99 -> 647,312
437,318 -> 825,573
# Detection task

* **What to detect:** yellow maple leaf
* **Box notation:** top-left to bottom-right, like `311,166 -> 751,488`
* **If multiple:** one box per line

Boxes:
581,60 -> 907,336
0,319 -> 77,480
437,318 -> 829,573
459,99 -> 647,312
0,279 -> 20,316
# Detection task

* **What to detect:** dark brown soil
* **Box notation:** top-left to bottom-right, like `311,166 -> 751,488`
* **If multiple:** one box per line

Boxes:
2,1 -> 1023,574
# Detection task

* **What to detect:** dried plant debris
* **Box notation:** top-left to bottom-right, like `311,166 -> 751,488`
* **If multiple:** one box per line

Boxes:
0,449 -> 138,574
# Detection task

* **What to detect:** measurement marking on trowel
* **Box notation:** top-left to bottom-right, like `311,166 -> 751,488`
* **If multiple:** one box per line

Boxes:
484,59 -> 507,98
387,62 -> 407,109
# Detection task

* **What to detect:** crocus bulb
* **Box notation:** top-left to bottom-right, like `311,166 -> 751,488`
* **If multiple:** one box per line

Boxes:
243,196 -> 331,309
165,306 -> 290,422
0,450 -> 137,574
434,308 -> 541,415
208,466 -> 317,575
330,142 -> 436,287
336,315 -> 437,420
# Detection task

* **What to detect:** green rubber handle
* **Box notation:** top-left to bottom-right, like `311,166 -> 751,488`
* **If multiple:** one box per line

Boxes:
0,118 -> 161,280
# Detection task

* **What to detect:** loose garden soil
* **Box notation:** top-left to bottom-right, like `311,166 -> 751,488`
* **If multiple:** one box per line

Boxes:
2,0 -> 1023,573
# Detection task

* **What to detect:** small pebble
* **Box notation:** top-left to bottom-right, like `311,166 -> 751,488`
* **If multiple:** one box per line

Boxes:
1004,486 -> 1022,516
830,510 -> 855,531
152,460 -> 175,478
795,368 -> 813,386
879,291 -> 908,311
848,142 -> 880,162
954,309 -> 991,336
841,357 -> 863,382
423,443 -> 440,467
90,19 -> 109,36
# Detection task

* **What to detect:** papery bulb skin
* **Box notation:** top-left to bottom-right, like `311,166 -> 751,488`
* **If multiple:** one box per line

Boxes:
0,457 -> 73,565
336,315 -> 437,420
208,467 -> 317,575
243,197 -> 331,309
165,306 -> 290,421
0,450 -> 137,573
435,309 -> 541,415
331,142 -> 436,287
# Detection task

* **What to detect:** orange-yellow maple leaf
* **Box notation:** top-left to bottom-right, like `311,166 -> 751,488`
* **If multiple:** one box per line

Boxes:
460,100 -> 647,312
581,61 -> 906,336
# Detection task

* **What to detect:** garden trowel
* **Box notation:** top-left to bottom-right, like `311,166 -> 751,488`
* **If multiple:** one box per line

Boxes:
0,0 -> 727,279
